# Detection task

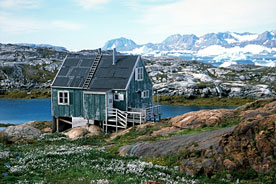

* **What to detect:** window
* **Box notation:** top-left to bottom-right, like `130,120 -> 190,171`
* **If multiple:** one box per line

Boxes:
58,91 -> 69,105
114,93 -> 119,101
135,67 -> 143,81
141,90 -> 149,98
114,93 -> 124,101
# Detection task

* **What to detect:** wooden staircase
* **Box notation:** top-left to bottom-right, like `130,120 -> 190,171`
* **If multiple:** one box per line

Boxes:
83,53 -> 102,89
104,105 -> 161,132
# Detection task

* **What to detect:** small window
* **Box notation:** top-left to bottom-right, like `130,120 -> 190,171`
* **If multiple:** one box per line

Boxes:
135,67 -> 143,81
114,93 -> 124,101
114,93 -> 119,101
141,90 -> 149,98
58,91 -> 69,105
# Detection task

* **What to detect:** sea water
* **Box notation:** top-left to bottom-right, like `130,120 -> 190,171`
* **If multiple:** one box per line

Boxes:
0,98 -> 235,125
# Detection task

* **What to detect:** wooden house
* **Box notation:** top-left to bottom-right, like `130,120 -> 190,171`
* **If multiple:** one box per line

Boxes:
51,48 -> 160,132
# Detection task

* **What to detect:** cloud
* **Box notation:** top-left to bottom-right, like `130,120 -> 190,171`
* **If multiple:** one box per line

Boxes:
140,0 -> 276,35
122,0 -> 178,9
0,13 -> 84,34
0,13 -> 42,33
51,21 -> 84,30
75,0 -> 110,9
0,0 -> 41,9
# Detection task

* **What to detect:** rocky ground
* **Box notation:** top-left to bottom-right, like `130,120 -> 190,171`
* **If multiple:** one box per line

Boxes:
116,98 -> 276,180
1,43 -> 276,99
1,98 -> 276,183
144,57 -> 276,98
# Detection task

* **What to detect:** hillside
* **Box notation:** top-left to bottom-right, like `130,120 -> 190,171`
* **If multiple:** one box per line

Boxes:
0,43 -> 275,99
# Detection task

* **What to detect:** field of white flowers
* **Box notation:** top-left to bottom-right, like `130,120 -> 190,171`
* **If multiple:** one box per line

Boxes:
0,133 -> 197,184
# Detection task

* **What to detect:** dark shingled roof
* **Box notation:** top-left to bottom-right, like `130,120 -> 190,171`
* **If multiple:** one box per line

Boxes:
52,55 -> 138,91
52,56 -> 95,88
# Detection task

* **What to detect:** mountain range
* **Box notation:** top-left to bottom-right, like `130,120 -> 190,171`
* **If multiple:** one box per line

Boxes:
102,30 -> 276,52
102,30 -> 276,67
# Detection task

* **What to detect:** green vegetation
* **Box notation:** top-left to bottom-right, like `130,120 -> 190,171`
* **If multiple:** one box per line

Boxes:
0,134 -> 191,184
0,123 -> 15,127
1,117 -> 275,183
0,89 -> 51,99
172,117 -> 240,136
22,64 -> 57,83
145,149 -> 202,168
155,95 -> 255,106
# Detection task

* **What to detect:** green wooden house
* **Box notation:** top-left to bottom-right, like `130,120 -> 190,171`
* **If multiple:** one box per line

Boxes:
51,49 -> 160,132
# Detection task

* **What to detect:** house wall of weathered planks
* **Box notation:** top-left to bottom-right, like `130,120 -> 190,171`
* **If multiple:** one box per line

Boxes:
127,58 -> 153,109
83,93 -> 106,121
52,88 -> 106,121
52,88 -> 84,117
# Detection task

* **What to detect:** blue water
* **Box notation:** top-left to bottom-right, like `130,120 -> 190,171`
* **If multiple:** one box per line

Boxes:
0,98 -> 235,125
0,98 -> 52,124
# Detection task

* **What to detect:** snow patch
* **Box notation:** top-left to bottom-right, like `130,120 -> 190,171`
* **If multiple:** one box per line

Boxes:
197,44 -> 273,56
231,33 -> 258,42
197,45 -> 226,56
219,61 -> 237,68
225,38 -> 237,44
254,60 -> 276,67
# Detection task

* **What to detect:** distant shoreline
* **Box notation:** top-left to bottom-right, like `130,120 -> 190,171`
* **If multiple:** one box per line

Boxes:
155,95 -> 255,106
0,89 -> 51,99
0,90 -> 255,106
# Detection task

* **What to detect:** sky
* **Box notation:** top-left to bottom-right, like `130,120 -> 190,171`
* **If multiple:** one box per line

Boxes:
0,0 -> 275,51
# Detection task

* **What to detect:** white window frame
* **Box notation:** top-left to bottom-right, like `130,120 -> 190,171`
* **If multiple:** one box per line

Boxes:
135,67 -> 144,81
58,91 -> 70,105
114,93 -> 124,101
114,93 -> 120,101
141,90 -> 149,98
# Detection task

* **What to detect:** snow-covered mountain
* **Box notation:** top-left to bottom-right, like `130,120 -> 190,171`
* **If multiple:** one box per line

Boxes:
102,31 -> 276,67
102,37 -> 138,51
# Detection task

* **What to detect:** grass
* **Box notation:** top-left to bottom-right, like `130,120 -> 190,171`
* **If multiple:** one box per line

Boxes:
0,133 -> 194,184
0,89 -> 51,99
155,95 -> 256,106
173,117 -> 240,136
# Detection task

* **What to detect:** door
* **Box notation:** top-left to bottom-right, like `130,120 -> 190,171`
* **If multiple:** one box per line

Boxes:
107,92 -> 113,116
83,93 -> 105,121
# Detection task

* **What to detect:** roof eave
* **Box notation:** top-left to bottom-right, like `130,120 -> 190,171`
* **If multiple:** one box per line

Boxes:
125,55 -> 140,90
50,55 -> 68,88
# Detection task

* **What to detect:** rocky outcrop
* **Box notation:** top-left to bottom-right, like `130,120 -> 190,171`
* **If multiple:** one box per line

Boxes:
146,57 -> 276,98
119,126 -> 235,158
220,104 -> 276,174
171,109 -> 235,129
118,98 -> 276,177
3,124 -> 41,143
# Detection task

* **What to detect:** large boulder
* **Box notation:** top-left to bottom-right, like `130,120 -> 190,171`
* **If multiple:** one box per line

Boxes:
85,125 -> 102,136
3,125 -> 41,143
65,125 -> 102,140
171,109 -> 235,129
65,127 -> 88,140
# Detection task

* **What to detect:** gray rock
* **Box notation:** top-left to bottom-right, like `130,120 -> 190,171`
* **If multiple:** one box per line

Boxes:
4,125 -> 41,142
119,126 -> 235,157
